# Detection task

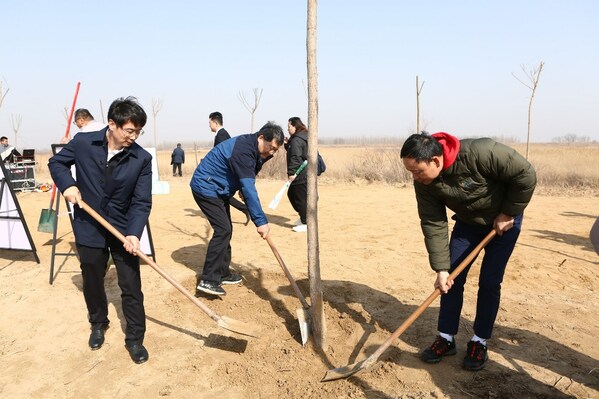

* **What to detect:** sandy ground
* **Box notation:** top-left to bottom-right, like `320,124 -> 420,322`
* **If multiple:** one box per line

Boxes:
1,176 -> 598,398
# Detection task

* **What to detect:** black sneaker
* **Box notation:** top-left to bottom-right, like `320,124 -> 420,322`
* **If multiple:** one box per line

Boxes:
197,280 -> 226,296
463,340 -> 488,371
421,336 -> 457,363
221,273 -> 243,285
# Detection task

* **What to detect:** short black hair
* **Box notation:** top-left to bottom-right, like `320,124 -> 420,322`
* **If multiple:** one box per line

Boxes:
0,136 -> 7,141
209,112 -> 223,126
400,132 -> 443,162
107,97 -> 147,128
258,121 -> 284,145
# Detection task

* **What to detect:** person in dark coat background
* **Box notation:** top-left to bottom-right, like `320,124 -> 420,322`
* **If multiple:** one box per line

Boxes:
171,143 -> 185,176
48,96 -> 152,364
209,111 -> 250,224
285,117 -> 310,233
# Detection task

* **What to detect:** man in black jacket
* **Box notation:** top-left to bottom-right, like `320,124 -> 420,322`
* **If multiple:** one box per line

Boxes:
209,112 -> 250,224
49,97 -> 152,364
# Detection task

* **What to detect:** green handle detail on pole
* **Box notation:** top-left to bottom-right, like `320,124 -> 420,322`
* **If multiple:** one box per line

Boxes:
268,160 -> 308,210
294,160 -> 308,176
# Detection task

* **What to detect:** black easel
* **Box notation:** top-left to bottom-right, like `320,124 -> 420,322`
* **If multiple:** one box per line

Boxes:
0,161 -> 40,263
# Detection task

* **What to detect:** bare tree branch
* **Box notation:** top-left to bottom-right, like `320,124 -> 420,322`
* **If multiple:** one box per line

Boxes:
513,61 -> 545,159
152,98 -> 164,148
238,88 -> 263,131
416,76 -> 425,133
11,113 -> 22,149
0,79 -> 9,110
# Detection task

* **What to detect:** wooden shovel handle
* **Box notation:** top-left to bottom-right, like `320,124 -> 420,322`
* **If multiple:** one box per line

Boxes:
366,229 -> 497,364
78,199 -> 222,322
266,235 -> 311,310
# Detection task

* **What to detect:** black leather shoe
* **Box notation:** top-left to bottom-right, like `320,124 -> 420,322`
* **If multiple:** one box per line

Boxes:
88,328 -> 107,350
126,344 -> 149,364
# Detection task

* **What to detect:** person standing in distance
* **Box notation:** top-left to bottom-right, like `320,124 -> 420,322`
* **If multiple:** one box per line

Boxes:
191,121 -> 284,296
209,111 -> 250,224
171,143 -> 185,176
400,131 -> 536,371
49,97 -> 152,364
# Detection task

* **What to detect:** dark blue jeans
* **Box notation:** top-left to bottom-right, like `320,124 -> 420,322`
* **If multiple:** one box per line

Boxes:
438,214 -> 523,339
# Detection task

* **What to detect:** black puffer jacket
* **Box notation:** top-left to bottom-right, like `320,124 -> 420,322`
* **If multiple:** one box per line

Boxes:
285,130 -> 309,185
414,136 -> 537,271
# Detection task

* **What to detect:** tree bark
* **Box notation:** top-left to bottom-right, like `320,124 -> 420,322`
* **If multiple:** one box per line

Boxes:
306,0 -> 326,350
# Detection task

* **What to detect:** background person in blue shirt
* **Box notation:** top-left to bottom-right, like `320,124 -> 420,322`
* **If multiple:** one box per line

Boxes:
190,121 -> 284,296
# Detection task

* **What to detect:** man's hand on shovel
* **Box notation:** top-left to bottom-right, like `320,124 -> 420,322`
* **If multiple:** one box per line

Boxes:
123,235 -> 140,255
257,223 -> 270,239
63,186 -> 82,207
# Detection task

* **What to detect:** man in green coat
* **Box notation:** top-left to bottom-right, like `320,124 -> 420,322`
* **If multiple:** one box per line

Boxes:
401,132 -> 536,371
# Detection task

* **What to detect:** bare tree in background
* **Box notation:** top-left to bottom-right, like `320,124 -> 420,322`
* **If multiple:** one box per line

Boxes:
416,76 -> 425,133
513,61 -> 544,159
152,98 -> 164,148
0,79 -> 9,110
99,99 -> 105,123
306,0 -> 327,350
238,88 -> 263,131
11,113 -> 22,149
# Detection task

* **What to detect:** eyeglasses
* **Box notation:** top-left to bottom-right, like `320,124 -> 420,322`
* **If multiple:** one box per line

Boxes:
122,127 -> 144,138
263,140 -> 279,154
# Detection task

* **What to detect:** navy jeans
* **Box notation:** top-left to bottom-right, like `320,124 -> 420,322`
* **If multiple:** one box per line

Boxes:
438,214 -> 523,339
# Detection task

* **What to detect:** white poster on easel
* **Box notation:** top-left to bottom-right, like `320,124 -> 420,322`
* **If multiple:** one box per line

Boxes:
0,162 -> 40,262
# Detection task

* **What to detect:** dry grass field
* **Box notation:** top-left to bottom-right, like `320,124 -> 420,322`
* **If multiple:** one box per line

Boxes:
30,142 -> 599,193
1,142 -> 598,398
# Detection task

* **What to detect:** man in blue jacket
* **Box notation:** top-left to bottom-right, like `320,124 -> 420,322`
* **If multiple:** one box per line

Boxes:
190,121 -> 284,296
48,97 -> 152,364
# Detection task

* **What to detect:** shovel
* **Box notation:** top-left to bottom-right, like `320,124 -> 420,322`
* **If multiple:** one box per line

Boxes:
322,229 -> 497,382
37,187 -> 57,233
78,199 -> 260,338
40,82 -> 80,233
265,235 -> 311,346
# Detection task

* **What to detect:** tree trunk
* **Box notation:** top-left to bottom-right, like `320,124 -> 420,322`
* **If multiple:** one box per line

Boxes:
306,0 -> 326,350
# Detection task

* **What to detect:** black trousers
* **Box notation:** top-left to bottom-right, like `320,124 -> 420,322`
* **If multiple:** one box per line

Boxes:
77,234 -> 146,346
192,191 -> 233,284
287,182 -> 307,224
172,163 -> 182,176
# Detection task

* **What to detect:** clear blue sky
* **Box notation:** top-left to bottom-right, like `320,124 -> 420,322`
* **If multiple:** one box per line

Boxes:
2,0 -> 598,150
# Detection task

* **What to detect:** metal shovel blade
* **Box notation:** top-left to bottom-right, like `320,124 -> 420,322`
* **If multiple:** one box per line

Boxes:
78,199 -> 261,339
296,307 -> 311,346
217,315 -> 261,338
37,208 -> 56,233
322,358 -> 373,382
